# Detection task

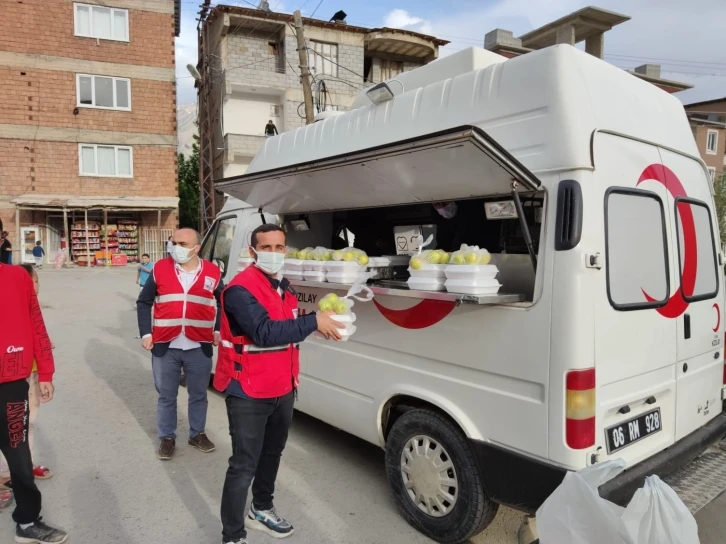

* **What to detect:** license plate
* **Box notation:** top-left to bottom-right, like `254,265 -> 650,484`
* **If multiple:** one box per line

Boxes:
606,408 -> 662,454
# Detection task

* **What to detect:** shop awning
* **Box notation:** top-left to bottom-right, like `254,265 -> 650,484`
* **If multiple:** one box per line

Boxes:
215,126 -> 542,215
11,195 -> 179,210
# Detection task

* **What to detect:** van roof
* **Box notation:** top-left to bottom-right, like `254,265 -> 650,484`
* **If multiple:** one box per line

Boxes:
240,45 -> 695,178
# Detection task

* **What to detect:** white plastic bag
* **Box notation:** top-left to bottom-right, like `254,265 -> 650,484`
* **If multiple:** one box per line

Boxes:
622,475 -> 699,544
537,460 -> 699,544
537,460 -> 630,544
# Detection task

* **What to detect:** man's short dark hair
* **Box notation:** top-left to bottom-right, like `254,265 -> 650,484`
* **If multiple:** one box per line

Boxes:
250,224 -> 285,248
142,253 -> 150,258
36,241 -> 42,245
20,264 -> 35,278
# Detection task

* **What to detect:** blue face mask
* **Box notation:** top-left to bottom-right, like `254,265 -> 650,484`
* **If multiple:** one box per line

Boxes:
253,250 -> 285,275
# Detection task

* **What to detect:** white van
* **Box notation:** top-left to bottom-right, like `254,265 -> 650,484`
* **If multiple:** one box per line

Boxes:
202,45 -> 726,543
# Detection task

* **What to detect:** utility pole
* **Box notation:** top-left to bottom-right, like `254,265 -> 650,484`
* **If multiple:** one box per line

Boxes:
197,0 -> 216,234
293,10 -> 315,124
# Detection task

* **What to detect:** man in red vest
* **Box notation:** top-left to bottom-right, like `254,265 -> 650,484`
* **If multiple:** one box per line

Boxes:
137,228 -> 223,461
216,224 -> 343,544
0,262 -> 67,543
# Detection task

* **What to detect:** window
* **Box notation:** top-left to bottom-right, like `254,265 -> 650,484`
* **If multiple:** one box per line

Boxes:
309,41 -> 338,77
605,189 -> 669,310
380,60 -> 404,81
708,167 -> 716,181
211,217 -> 237,276
707,130 -> 718,155
270,104 -> 281,117
78,144 -> 133,177
74,3 -> 129,41
675,198 -> 718,301
268,42 -> 278,55
77,75 -> 130,110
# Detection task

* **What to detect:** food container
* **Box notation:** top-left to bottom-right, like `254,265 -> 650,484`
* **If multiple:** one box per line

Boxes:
445,278 -> 501,295
326,271 -> 362,284
282,270 -> 304,281
303,270 -> 327,281
303,260 -> 326,272
313,312 -> 357,341
407,277 -> 446,291
285,258 -> 305,272
444,264 -> 498,280
325,261 -> 364,273
408,264 -> 447,279
237,257 -> 254,272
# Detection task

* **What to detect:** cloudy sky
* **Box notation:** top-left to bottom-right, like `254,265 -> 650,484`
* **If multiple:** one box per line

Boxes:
175,0 -> 725,106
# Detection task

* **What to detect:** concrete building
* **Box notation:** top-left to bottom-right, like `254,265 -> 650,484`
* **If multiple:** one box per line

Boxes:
0,0 -> 181,266
201,5 -> 448,179
484,6 -> 692,95
685,98 -> 726,183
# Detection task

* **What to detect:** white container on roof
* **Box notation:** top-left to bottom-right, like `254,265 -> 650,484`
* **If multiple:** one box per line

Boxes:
242,45 -> 697,178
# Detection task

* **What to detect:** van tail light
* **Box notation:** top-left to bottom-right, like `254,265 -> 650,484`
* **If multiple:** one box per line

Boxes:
566,368 -> 596,449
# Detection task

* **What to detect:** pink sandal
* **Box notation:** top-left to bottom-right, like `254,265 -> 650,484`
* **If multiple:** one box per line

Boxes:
33,466 -> 52,480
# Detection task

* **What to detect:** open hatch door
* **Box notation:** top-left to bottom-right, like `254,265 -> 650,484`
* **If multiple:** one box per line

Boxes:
215,126 -> 542,215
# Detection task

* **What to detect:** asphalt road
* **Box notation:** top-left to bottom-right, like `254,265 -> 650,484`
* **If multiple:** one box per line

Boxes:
1,267 -> 524,544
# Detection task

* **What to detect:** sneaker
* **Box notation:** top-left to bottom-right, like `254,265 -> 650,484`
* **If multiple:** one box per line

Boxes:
245,505 -> 294,539
15,518 -> 68,543
157,438 -> 175,460
188,432 -> 215,453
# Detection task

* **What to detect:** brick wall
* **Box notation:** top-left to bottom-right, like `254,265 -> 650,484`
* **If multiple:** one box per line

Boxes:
226,133 -> 266,158
0,0 -> 175,68
0,140 -> 177,197
0,68 -> 176,135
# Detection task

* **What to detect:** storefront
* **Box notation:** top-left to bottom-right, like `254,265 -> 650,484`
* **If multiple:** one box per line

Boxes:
11,195 -> 179,267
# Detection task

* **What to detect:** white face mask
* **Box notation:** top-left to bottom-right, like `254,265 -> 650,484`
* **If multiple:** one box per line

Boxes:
253,250 -> 285,275
172,244 -> 196,265
436,202 -> 458,219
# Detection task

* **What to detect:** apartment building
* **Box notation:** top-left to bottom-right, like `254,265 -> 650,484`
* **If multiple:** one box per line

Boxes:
684,98 -> 726,183
201,5 -> 448,179
0,0 -> 180,266
484,6 -> 692,95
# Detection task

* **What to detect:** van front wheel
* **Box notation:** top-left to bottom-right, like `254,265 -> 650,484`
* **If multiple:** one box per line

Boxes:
385,409 -> 498,543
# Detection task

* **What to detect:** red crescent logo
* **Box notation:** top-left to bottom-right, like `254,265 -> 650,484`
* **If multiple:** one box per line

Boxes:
637,164 -> 697,319
713,303 -> 720,333
373,299 -> 456,329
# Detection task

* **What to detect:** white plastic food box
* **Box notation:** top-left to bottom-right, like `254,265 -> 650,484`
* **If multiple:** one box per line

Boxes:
283,270 -> 304,281
325,261 -> 364,273
303,270 -> 327,281
303,260 -> 326,272
368,256 -> 410,267
408,264 -> 447,279
445,277 -> 501,295
326,271 -> 362,284
407,276 -> 446,291
331,313 -> 356,341
285,259 -> 305,271
237,257 -> 254,272
444,264 -> 498,280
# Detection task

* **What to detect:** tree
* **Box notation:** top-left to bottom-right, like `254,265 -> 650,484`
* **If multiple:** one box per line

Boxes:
714,172 -> 726,250
178,132 -> 200,231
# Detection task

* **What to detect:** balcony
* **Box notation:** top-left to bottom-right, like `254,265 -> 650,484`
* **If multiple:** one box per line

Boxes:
224,134 -> 267,162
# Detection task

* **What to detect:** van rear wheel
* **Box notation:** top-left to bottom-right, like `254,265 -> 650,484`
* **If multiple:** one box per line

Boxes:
385,409 -> 498,544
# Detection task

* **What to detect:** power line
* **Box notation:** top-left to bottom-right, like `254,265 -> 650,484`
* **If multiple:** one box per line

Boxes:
309,0 -> 324,19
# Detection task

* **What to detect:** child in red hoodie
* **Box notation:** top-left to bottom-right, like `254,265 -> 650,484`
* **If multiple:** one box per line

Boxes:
0,263 -> 67,543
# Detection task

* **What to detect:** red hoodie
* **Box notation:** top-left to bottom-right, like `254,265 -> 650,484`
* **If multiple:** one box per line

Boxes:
0,264 -> 55,383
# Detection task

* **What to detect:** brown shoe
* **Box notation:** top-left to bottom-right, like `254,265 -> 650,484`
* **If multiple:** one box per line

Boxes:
188,432 -> 216,453
157,438 -> 175,460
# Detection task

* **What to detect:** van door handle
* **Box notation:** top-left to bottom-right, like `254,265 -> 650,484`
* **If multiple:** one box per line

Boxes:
684,313 -> 691,339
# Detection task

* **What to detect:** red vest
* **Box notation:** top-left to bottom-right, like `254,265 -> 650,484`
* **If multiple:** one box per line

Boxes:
214,266 -> 300,399
152,258 -> 220,344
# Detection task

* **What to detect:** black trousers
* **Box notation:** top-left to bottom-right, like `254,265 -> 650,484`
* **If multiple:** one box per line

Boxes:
221,391 -> 295,542
0,379 -> 41,524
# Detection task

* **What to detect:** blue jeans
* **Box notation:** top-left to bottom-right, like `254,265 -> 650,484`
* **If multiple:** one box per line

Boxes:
221,391 -> 295,542
151,348 -> 212,440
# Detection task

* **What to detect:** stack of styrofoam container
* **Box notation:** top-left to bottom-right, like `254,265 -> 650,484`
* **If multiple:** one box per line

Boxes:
302,260 -> 327,282
444,264 -> 501,295
331,312 -> 356,341
282,258 -> 304,281
407,263 -> 447,291
325,261 -> 365,284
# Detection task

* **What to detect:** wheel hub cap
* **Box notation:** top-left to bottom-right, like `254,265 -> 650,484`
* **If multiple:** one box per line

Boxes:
400,435 -> 459,517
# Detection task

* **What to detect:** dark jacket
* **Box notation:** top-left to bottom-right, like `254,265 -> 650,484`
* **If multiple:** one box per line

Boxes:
223,276 -> 317,349
136,268 -> 224,358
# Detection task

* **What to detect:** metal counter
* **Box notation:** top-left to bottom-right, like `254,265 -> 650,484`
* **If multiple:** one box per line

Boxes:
288,280 -> 525,305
